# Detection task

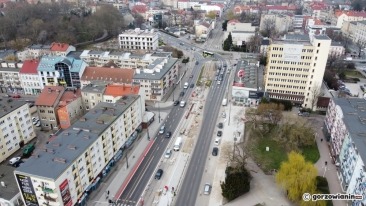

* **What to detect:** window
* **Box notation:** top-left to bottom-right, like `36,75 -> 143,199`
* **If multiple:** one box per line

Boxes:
318,43 -> 321,47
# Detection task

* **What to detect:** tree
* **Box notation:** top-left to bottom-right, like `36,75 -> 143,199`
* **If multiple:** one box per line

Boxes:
221,140 -> 248,171
351,0 -> 365,11
223,32 -> 233,50
246,33 -> 261,53
133,13 -> 145,28
276,152 -> 324,206
260,18 -> 277,38
221,166 -> 251,201
225,10 -> 236,20
309,84 -> 323,111
206,11 -> 217,19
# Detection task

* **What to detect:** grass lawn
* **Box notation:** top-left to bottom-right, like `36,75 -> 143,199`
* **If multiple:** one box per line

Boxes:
248,136 -> 320,172
302,144 -> 320,163
344,70 -> 364,78
249,137 -> 288,172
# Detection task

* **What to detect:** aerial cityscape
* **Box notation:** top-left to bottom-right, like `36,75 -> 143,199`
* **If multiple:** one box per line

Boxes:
0,0 -> 366,206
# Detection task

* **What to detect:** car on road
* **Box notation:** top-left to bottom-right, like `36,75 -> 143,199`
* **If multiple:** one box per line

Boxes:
155,169 -> 164,180
217,131 -> 222,137
215,76 -> 218,81
9,157 -> 21,165
159,126 -> 165,134
180,91 -> 185,97
165,149 -> 172,159
190,83 -> 194,88
180,101 -> 186,107
173,100 -> 179,106
190,74 -> 193,78
218,123 -> 223,129
217,81 -> 221,85
196,61 -> 199,65
204,183 -> 211,195
184,82 -> 189,89
165,132 -> 172,138
12,94 -> 21,98
212,147 -> 219,156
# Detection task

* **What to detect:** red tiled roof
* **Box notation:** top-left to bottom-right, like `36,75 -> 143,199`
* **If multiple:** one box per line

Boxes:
266,5 -> 289,10
58,89 -> 81,107
317,97 -> 330,108
132,5 -> 148,14
35,86 -> 65,107
228,19 -> 240,24
50,42 -> 70,52
335,9 -> 366,17
104,84 -> 140,97
20,60 -> 39,74
81,67 -> 135,83
215,4 -> 225,9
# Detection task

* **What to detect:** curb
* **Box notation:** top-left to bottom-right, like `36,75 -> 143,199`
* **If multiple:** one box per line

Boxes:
114,139 -> 156,200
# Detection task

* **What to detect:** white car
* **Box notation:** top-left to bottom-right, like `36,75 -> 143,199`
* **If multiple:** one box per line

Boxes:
217,81 -> 221,85
35,120 -> 41,127
165,149 -> 172,159
9,157 -> 21,165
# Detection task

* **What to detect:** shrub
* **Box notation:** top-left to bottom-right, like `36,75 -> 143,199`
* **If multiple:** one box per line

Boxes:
221,166 -> 251,201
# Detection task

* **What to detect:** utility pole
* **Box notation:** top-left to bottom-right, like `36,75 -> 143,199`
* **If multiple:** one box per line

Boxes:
125,149 -> 129,169
158,102 -> 161,123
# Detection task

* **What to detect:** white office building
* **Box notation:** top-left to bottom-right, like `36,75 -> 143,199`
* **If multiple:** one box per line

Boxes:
118,28 -> 159,51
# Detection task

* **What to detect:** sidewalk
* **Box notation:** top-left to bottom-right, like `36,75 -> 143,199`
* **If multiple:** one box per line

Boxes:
87,110 -> 169,206
314,118 -> 346,206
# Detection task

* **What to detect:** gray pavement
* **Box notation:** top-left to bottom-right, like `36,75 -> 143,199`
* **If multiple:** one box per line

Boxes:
87,110 -> 169,206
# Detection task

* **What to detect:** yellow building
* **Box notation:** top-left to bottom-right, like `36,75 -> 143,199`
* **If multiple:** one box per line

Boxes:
264,34 -> 331,109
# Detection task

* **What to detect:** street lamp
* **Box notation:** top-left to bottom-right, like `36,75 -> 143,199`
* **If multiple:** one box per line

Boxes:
228,99 -> 232,125
158,101 -> 161,123
233,137 -> 237,160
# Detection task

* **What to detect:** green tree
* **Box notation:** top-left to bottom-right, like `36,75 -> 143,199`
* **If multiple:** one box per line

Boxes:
222,20 -> 228,31
276,152 -> 324,206
206,11 -> 217,19
223,32 -> 233,50
221,166 -> 251,201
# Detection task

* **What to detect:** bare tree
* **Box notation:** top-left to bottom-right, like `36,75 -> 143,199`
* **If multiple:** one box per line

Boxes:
221,140 -> 248,170
246,33 -> 261,53
309,84 -> 323,111
260,18 -> 277,38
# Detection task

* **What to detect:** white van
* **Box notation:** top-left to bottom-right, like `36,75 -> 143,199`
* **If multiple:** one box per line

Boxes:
184,82 -> 189,89
180,101 -> 186,107
173,137 -> 182,151
222,98 -> 227,106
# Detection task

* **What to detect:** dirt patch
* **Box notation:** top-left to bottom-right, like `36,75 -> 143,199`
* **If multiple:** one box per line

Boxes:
201,61 -> 218,83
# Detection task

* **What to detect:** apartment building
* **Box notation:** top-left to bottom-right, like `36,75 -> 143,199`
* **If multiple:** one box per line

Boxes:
329,42 -> 345,58
0,62 -> 23,94
195,22 -> 214,39
81,82 -> 107,111
80,67 -> 135,88
118,28 -> 159,51
264,34 -> 331,108
260,14 -> 293,34
49,42 -> 76,57
37,56 -> 87,88
133,58 -> 179,101
332,10 -> 366,28
57,89 -> 84,129
0,100 -> 35,163
17,44 -> 52,61
324,98 -> 366,204
19,60 -> 42,95
352,20 -> 366,47
14,95 -> 144,206
103,84 -> 141,104
79,50 -> 171,68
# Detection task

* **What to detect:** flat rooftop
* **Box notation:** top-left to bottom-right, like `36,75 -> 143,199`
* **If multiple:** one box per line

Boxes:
233,59 -> 262,89
334,98 -> 366,165
15,95 -> 140,179
133,58 -> 178,80
0,99 -> 27,118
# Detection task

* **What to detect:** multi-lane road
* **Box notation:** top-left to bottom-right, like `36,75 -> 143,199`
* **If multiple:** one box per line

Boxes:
118,46 -> 207,204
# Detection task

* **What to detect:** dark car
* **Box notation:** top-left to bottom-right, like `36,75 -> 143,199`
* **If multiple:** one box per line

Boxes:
217,131 -> 222,137
212,147 -> 219,156
190,83 -> 194,88
218,123 -> 223,129
166,132 -> 172,138
12,160 -> 24,168
174,100 -> 179,106
196,61 -> 199,65
155,169 -> 164,180
180,91 -> 185,97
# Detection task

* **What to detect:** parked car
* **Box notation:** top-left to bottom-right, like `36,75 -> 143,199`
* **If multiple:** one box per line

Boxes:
155,169 -> 164,180
9,157 -> 21,165
217,131 -> 222,137
173,100 -> 180,106
159,126 -> 165,134
212,147 -> 219,156
180,91 -> 185,97
165,149 -> 172,159
218,123 -> 223,129
35,121 -> 41,127
190,83 -> 194,88
204,183 -> 211,195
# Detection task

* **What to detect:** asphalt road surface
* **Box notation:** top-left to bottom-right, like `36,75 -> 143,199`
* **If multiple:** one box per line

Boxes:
118,48 -> 206,204
174,53 -> 229,206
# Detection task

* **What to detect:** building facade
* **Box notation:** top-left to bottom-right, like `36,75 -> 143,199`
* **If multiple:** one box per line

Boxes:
0,100 -> 35,163
37,56 -> 87,89
0,62 -> 23,94
17,44 -> 52,62
324,98 -> 366,205
14,95 -> 144,206
57,89 -> 84,129
133,58 -> 179,101
80,67 -> 134,88
118,28 -> 159,51
264,34 -> 331,108
20,60 -> 42,95
81,83 -> 107,111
